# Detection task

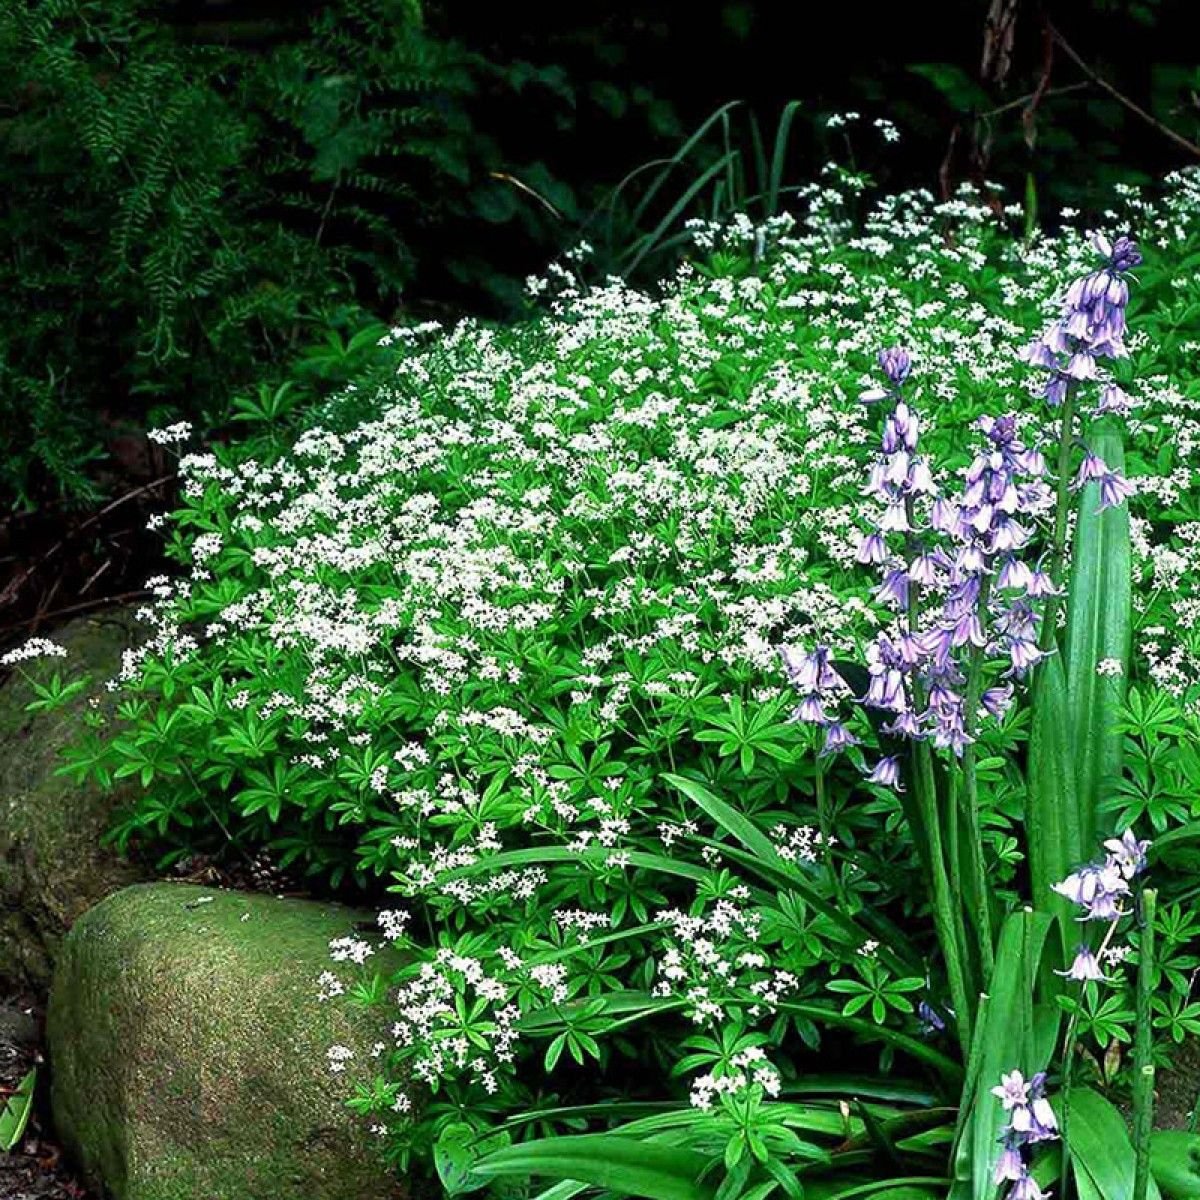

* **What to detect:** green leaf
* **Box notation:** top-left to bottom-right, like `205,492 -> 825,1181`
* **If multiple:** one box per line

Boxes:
470,1133 -> 717,1200
1065,1088 -> 1161,1200
777,1002 -> 962,1081
434,1122 -> 511,1195
0,1066 -> 37,1152
1063,417 -> 1132,851
804,1181 -> 944,1200
1027,647 -> 1081,965
663,774 -> 920,977
1150,1130 -> 1200,1197
663,771 -> 779,863
949,909 -> 1053,1200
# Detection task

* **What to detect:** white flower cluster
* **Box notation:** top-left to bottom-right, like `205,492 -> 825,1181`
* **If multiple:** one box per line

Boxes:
147,420 -> 193,445
386,948 -> 523,1102
104,165 -> 1200,1131
1,636 -> 68,666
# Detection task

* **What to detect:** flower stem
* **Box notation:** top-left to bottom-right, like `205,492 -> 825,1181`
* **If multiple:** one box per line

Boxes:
1058,918 -> 1119,1200
913,739 -> 973,1056
1040,384 -> 1078,651
1132,887 -> 1157,1200
960,586 -> 995,983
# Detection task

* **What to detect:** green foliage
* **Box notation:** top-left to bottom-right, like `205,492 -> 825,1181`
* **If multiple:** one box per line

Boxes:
1063,419 -> 1133,847
1067,1087 -> 1163,1200
1150,1131 -> 1200,1198
0,1067 -> 37,1153
948,911 -> 1054,1200
0,0 -> 679,510
0,0 -> 437,505
31,168 -> 1200,1197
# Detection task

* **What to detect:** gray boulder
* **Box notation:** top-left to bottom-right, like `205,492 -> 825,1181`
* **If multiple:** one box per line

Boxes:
0,609 -> 149,991
48,882 -> 406,1200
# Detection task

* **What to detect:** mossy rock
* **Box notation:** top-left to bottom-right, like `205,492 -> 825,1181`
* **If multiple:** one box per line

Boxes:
0,609 -> 150,991
48,882 -> 407,1200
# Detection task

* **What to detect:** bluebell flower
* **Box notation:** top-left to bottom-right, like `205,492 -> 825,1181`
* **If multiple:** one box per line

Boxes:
793,693 -> 828,723
864,755 -> 903,789
821,721 -> 857,756
990,1069 -> 1060,1199
917,998 -> 946,1034
855,530 -> 888,565
1073,451 -> 1109,489
1098,470 -> 1135,511
1009,1173 -> 1051,1200
1043,374 -> 1070,407
980,683 -> 1014,718
993,1145 -> 1025,1184
1057,945 -> 1106,982
1053,860 -> 1130,920
1104,828 -> 1151,878
874,567 -> 911,611
878,345 -> 912,385
1095,382 -> 1134,416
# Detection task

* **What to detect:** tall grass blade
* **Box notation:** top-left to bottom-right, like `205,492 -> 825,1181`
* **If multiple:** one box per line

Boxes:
627,101 -> 742,229
1026,646 -> 1081,964
1065,1088 -> 1162,1200
469,1133 -> 717,1200
1063,417 -> 1132,850
623,152 -> 738,276
949,909 -> 1053,1200
766,100 -> 803,217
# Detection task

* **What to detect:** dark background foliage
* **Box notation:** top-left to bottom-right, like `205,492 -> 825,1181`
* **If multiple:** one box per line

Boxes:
1,0 -> 1197,636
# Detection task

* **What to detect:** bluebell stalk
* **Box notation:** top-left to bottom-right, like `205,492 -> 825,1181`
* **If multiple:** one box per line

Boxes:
787,345 -> 1064,1034
991,1069 -> 1060,1200
1020,233 -> 1141,647
1052,829 -> 1151,1198
1053,829 -> 1149,921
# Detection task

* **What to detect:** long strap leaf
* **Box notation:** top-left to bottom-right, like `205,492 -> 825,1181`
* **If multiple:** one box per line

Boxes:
663,773 -> 921,976
1063,417 -> 1132,851
469,1134 -> 718,1200
1065,1088 -> 1162,1200
1027,646 -> 1081,966
948,909 -> 1053,1200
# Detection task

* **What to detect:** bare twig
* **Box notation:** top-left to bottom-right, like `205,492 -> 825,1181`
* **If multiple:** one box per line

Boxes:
1,590 -> 152,635
981,0 -> 1020,87
1050,23 -> 1200,160
1023,19 -> 1057,150
0,474 -> 173,608
938,123 -> 961,203
80,558 -> 114,596
980,81 -> 1088,121
489,171 -> 563,220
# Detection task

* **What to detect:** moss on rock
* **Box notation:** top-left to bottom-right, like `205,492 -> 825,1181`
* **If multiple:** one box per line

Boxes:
48,882 -> 406,1200
0,609 -> 149,991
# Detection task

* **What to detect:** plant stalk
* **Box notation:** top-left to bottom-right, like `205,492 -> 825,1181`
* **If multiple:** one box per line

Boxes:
1132,887 -> 1157,1200
1040,382 -> 1077,651
960,578 -> 996,983
913,739 -> 973,1056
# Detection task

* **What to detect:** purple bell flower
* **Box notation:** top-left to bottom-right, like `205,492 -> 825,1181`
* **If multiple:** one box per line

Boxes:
1057,945 -> 1106,983
1073,451 -> 1109,489
1104,829 -> 1151,879
855,531 -> 888,565
878,346 -> 912,385
1098,470 -> 1134,511
1009,1173 -> 1050,1200
821,721 -> 858,756
993,1145 -> 1025,1184
864,755 -> 903,789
